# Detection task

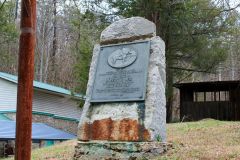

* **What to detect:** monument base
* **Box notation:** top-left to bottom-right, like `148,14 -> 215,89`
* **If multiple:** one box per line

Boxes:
74,141 -> 169,160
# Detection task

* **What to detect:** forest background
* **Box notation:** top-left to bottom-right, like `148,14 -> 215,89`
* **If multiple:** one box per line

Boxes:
0,0 -> 240,122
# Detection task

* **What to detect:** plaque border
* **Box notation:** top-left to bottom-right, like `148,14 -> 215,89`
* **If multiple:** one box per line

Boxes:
90,40 -> 150,103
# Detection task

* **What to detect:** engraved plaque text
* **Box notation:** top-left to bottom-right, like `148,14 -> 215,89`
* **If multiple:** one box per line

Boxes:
90,41 -> 150,102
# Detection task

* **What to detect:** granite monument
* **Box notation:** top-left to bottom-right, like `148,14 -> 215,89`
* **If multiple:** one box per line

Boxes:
74,17 -> 167,159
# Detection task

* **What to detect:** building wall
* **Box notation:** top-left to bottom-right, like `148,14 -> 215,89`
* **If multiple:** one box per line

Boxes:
0,78 -> 82,120
5,113 -> 78,134
32,114 -> 78,134
0,78 -> 82,134
33,90 -> 81,120
0,79 -> 17,111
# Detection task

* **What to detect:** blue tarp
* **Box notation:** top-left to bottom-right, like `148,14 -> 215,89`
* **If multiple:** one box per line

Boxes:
0,120 -> 76,140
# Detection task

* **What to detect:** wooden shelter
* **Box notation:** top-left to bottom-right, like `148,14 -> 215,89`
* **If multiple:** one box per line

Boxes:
174,81 -> 240,121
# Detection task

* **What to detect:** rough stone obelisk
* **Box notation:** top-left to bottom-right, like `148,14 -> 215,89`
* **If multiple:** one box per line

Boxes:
75,17 -> 166,159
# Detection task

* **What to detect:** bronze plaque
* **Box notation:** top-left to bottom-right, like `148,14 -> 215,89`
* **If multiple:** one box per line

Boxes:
90,41 -> 150,102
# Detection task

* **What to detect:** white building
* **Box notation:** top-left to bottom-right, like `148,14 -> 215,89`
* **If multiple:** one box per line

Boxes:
0,72 -> 83,134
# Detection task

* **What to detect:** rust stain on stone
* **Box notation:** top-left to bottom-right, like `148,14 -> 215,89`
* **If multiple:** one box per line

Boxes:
143,128 -> 151,140
80,123 -> 91,141
118,118 -> 139,141
92,118 -> 113,140
81,118 -> 150,141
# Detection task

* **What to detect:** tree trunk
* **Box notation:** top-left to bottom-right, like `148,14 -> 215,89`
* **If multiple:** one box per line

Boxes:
166,62 -> 174,122
146,6 -> 174,122
50,0 -> 57,83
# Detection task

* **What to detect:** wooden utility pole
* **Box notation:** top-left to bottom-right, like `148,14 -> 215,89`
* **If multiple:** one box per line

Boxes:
15,0 -> 36,160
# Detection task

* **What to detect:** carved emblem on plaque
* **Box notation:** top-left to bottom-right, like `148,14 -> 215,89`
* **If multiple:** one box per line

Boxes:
108,48 -> 137,68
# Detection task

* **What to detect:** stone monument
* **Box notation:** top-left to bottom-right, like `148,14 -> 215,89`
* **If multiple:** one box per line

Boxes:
74,17 -> 166,159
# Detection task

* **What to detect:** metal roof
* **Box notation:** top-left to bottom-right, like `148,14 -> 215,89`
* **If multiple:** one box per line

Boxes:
0,72 -> 84,99
0,120 -> 76,140
174,80 -> 240,91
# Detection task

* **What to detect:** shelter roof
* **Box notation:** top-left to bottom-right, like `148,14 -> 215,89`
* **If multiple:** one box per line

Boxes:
174,80 -> 240,91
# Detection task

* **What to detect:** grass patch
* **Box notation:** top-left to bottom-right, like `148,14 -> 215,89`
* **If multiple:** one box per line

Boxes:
165,119 -> 240,160
168,118 -> 226,133
1,140 -> 76,160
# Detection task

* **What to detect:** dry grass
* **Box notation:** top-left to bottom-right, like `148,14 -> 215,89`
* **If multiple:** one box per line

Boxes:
159,119 -> 240,160
2,119 -> 240,160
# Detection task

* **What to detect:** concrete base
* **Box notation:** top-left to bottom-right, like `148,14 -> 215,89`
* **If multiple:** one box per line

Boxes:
74,141 -> 168,160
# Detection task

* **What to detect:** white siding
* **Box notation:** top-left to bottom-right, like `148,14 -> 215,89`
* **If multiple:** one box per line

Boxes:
0,79 -> 17,111
33,91 -> 82,119
0,78 -> 81,120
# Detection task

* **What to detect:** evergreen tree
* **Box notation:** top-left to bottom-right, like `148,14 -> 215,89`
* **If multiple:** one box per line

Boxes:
0,0 -> 18,73
69,9 -> 108,93
107,0 -> 239,121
